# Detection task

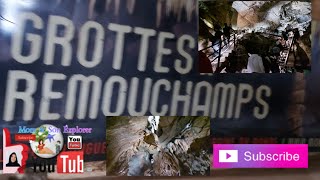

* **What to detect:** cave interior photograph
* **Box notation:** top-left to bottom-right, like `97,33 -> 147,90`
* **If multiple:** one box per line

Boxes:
199,0 -> 312,73
106,116 -> 211,176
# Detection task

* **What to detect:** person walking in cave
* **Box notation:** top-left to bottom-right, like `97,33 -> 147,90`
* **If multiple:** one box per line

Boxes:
261,53 -> 271,73
223,23 -> 232,46
148,154 -> 155,176
198,51 -> 213,73
147,116 -> 159,134
292,28 -> 301,58
210,25 -> 223,56
282,31 -> 288,41
285,24 -> 293,34
276,38 -> 285,52
293,28 -> 300,43
283,9 -> 287,17
266,47 -> 280,73
149,154 -> 154,164
281,30 -> 290,48
247,52 -> 265,73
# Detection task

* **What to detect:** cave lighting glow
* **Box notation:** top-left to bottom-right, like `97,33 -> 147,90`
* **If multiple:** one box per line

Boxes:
0,0 -> 35,32
202,19 -> 213,28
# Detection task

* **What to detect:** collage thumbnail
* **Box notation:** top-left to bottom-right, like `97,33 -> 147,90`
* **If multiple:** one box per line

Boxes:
199,0 -> 312,73
106,116 -> 210,176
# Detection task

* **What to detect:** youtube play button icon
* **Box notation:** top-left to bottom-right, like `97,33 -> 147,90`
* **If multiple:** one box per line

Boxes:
219,150 -> 238,162
226,153 -> 231,159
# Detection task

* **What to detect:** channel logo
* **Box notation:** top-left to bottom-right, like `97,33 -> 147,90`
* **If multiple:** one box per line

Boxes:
57,151 -> 84,173
67,135 -> 82,150
213,144 -> 308,168
218,150 -> 238,163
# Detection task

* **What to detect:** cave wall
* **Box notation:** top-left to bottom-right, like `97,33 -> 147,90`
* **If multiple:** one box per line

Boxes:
106,116 -> 211,176
106,117 -> 148,175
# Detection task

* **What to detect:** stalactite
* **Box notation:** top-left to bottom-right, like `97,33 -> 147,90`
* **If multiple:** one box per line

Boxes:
127,0 -> 136,14
185,0 -> 196,22
114,0 -> 120,16
106,0 -> 112,11
89,0 -> 96,19
89,0 -> 196,26
156,0 -> 163,27
163,0 -> 196,25
105,0 -> 120,16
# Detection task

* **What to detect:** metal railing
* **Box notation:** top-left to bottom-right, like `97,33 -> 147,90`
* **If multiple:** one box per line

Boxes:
199,32 -> 238,73
279,32 -> 298,73
200,30 -> 301,73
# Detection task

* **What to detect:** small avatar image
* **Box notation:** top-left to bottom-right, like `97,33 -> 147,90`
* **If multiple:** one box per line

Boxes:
36,139 -> 54,155
6,152 -> 21,167
29,124 -> 64,159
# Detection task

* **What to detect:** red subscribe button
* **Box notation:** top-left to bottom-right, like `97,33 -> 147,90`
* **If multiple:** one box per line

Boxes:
15,134 -> 36,141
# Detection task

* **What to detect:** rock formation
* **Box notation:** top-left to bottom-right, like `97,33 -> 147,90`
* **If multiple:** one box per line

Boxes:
232,1 -> 311,33
106,116 -> 210,176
